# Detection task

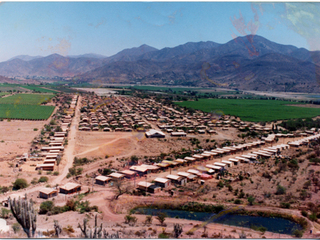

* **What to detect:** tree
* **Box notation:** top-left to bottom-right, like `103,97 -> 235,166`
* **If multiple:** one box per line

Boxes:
156,212 -> 167,226
130,155 -> 139,165
13,178 -> 28,190
8,194 -> 36,238
112,179 -> 131,200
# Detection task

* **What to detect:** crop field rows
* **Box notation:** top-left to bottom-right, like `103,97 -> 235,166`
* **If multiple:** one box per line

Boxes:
0,104 -> 55,120
0,93 -> 55,105
0,93 -> 55,120
175,98 -> 320,122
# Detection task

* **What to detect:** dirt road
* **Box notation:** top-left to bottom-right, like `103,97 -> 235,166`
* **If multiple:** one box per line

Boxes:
52,95 -> 81,185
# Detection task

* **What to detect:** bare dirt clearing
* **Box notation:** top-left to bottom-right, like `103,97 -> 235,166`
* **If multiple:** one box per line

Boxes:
74,132 -> 138,158
0,120 -> 46,160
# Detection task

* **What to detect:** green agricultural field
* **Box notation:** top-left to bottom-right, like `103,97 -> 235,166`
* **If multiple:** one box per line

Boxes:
0,94 -> 54,105
175,98 -> 320,122
0,104 -> 55,120
20,85 -> 58,93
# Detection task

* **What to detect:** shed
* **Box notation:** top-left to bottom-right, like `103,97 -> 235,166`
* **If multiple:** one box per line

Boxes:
39,188 -> 58,199
109,172 -> 125,180
221,160 -> 233,167
184,157 -> 196,162
206,164 -> 222,171
166,174 -> 187,186
59,183 -> 81,194
120,170 -> 137,178
171,132 -> 187,137
145,129 -> 165,138
214,162 -> 227,168
95,176 -> 111,185
35,163 -> 54,171
137,181 -> 161,193
154,177 -> 171,188
187,169 -> 201,176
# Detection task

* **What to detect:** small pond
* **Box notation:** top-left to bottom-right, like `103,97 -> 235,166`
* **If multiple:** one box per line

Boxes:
133,208 -> 302,235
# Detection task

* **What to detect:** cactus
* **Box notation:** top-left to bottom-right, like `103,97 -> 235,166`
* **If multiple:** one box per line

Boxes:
8,193 -> 36,238
78,214 -> 103,238
103,229 -> 120,239
173,223 -> 183,238
54,220 -> 62,238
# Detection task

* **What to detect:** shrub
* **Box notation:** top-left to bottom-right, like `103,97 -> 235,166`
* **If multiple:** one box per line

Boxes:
39,201 -> 54,214
124,214 -> 137,226
301,210 -> 308,217
38,176 -> 48,183
145,215 -> 152,225
31,178 -> 38,185
280,202 -> 290,209
158,233 -> 169,238
12,222 -> 21,233
303,180 -> 311,189
293,229 -> 303,238
238,192 -> 245,198
217,181 -> 224,188
66,199 -> 76,211
247,195 -> 255,205
156,212 -> 167,225
276,184 -> 286,195
53,171 -> 59,176
250,225 -> 267,232
299,189 -> 309,200
1,208 -> 11,218
0,186 -> 10,194
13,178 -> 28,190
234,199 -> 242,204
308,213 -> 318,221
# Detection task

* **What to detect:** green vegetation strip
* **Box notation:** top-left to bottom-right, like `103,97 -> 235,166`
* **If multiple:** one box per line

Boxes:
0,93 -> 54,105
20,85 -> 58,93
131,202 -> 224,214
175,98 -> 320,122
0,104 -> 55,120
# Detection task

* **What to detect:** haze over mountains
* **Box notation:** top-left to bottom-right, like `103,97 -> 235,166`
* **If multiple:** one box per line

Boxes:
1,35 -> 320,92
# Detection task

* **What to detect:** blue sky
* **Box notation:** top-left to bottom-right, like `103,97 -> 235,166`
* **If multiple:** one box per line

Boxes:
0,2 -> 318,62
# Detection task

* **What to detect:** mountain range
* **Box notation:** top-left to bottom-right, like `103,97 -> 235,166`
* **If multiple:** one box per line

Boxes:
1,35 -> 320,92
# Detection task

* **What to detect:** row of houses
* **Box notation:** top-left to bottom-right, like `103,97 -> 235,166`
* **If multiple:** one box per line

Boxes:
39,182 -> 81,199
36,95 -> 78,171
38,134 -> 318,198
136,142 -> 292,194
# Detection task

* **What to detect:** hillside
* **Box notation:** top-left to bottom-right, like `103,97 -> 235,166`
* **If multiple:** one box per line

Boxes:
1,35 -> 320,92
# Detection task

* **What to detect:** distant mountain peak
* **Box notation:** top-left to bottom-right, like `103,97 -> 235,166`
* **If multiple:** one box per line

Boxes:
8,55 -> 43,62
